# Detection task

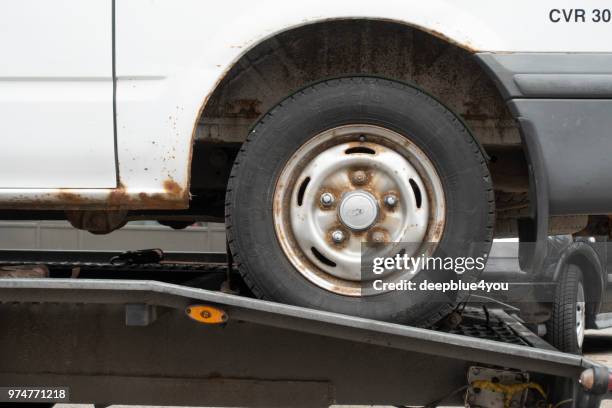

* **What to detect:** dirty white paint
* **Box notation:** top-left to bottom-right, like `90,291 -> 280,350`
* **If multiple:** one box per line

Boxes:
2,0 -> 612,208
0,0 -> 115,189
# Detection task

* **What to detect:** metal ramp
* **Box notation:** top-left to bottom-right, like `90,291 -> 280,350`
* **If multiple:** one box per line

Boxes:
0,278 -> 608,407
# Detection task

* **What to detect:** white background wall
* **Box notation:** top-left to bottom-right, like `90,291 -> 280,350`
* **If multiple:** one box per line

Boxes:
0,221 -> 226,252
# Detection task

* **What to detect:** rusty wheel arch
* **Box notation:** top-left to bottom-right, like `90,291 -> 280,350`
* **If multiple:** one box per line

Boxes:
189,18 -> 535,236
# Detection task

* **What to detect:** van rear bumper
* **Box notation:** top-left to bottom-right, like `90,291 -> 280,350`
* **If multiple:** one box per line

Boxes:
476,53 -> 612,215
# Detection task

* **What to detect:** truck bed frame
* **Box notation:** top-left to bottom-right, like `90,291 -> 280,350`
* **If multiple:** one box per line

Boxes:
0,251 -> 609,407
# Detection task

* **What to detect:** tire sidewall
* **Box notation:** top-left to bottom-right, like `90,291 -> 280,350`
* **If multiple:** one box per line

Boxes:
547,264 -> 585,353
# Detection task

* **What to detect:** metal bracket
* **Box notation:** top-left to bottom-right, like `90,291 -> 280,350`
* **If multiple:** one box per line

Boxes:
125,303 -> 158,327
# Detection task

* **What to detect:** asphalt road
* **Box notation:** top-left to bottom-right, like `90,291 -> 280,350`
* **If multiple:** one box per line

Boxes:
53,329 -> 612,408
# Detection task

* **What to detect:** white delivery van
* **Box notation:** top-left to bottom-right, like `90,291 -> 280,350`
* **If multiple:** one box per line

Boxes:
1,0 -> 611,326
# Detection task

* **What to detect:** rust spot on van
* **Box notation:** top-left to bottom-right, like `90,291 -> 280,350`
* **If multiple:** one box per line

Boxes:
6,178 -> 189,211
419,26 -> 477,53
431,219 -> 445,243
163,179 -> 183,195
107,183 -> 128,208
57,191 -> 85,205
222,98 -> 263,119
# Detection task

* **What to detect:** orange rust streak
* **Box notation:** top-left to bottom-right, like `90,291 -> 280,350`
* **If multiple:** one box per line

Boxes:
4,179 -> 189,211
163,179 -> 183,195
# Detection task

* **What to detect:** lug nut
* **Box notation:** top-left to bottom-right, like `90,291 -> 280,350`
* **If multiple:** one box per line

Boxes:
384,194 -> 398,207
331,230 -> 346,244
351,170 -> 368,185
320,192 -> 335,207
371,230 -> 387,243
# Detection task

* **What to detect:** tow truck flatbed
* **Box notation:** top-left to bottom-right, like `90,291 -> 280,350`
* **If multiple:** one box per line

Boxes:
0,273 -> 609,407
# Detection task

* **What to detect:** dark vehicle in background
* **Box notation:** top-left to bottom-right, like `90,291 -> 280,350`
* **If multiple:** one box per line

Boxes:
484,236 -> 611,354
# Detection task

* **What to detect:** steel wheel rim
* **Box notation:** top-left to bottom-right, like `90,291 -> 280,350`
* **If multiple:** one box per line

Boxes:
273,125 -> 446,296
577,281 -> 586,348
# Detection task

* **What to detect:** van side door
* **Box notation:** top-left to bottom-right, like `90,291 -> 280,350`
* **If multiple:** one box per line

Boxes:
0,0 -> 116,189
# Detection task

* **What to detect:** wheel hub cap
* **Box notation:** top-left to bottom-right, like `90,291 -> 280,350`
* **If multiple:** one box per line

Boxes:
273,124 -> 445,296
577,281 -> 586,348
338,190 -> 379,231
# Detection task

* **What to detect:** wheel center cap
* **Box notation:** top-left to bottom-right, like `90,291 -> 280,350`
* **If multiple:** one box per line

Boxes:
338,190 -> 379,231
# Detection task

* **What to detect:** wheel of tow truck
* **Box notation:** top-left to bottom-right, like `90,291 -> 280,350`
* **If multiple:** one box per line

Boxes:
226,76 -> 494,326
547,264 -> 586,354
